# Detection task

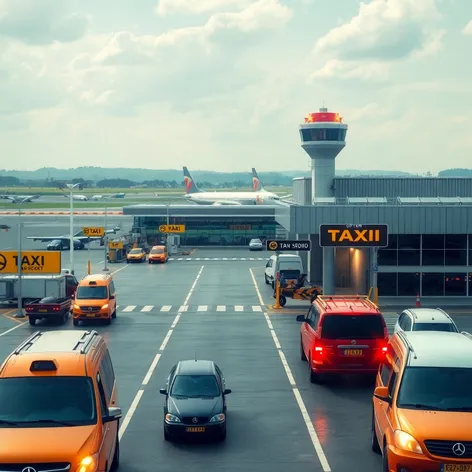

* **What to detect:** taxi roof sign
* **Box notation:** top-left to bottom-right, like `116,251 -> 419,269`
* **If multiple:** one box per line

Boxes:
158,224 -> 185,233
0,251 -> 61,274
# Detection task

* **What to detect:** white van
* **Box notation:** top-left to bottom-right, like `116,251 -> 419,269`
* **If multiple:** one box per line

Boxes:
264,254 -> 303,288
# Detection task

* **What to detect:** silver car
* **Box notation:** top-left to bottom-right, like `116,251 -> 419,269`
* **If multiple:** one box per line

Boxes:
248,238 -> 263,251
394,308 -> 459,334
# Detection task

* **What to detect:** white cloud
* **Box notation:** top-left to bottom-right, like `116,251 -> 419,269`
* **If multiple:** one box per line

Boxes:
463,20 -> 472,35
156,0 -> 251,16
0,0 -> 89,44
310,59 -> 390,82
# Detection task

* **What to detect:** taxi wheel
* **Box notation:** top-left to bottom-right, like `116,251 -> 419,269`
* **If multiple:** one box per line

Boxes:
371,410 -> 381,454
382,444 -> 389,471
104,317 -> 111,325
300,337 -> 307,361
112,310 -> 116,319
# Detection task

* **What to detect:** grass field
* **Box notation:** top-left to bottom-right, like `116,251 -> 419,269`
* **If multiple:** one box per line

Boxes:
0,200 -> 179,209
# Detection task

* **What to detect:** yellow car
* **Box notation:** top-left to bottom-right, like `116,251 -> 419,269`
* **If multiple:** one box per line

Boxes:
126,247 -> 147,263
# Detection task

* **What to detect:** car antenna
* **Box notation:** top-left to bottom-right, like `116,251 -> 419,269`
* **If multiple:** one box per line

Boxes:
195,350 -> 197,362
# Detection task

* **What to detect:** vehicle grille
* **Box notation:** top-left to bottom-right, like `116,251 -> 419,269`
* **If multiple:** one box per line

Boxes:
0,463 -> 70,472
182,417 -> 209,424
80,306 -> 101,313
424,440 -> 472,459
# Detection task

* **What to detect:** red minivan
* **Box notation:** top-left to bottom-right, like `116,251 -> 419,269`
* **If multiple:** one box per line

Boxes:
297,295 -> 388,382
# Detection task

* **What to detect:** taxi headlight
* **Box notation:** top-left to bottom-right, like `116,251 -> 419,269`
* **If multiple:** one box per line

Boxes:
394,430 -> 423,454
76,453 -> 98,472
102,304 -> 108,310
209,413 -> 225,423
165,413 -> 181,423
73,304 -> 80,310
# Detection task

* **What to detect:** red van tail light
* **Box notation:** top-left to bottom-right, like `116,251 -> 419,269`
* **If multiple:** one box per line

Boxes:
382,346 -> 387,352
315,346 -> 323,352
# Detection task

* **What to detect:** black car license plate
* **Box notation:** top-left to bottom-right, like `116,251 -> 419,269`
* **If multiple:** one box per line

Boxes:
186,427 -> 205,432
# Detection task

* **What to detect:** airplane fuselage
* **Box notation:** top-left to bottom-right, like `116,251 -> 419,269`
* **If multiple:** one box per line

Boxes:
186,191 -> 281,205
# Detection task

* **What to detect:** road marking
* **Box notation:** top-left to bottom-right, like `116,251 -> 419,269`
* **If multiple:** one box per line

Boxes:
160,305 -> 172,312
216,305 -> 226,311
141,306 -> 153,312
178,305 -> 188,312
1,308 -> 24,323
118,265 -> 204,441
122,305 -> 136,312
234,305 -> 244,311
0,321 -> 28,337
249,268 -> 265,305
197,305 -> 208,312
111,265 -> 129,276
252,305 -> 262,312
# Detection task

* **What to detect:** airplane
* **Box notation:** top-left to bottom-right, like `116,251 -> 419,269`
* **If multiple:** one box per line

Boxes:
0,194 -> 40,203
182,167 -> 282,206
251,168 -> 292,200
27,225 -> 122,247
90,193 -> 126,200
63,194 -> 88,201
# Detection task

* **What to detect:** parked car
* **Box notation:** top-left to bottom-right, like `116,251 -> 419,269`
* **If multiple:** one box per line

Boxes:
394,308 -> 458,334
248,238 -> 263,251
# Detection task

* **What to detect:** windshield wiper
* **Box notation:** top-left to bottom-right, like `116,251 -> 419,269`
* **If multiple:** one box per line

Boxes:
444,407 -> 472,412
400,403 -> 446,411
19,419 -> 75,426
186,395 -> 217,398
0,419 -> 20,425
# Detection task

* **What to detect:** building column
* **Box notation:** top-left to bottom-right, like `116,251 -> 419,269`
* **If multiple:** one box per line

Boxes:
309,234 -> 322,285
322,247 -> 335,295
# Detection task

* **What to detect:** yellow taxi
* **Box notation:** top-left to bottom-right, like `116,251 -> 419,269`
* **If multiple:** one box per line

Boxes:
126,248 -> 146,263
148,245 -> 168,264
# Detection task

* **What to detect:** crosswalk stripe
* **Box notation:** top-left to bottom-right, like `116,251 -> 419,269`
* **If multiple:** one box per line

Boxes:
179,305 -> 188,312
118,304 -> 266,313
252,305 -> 262,311
197,305 -> 208,312
161,306 -> 172,312
216,305 -> 226,312
141,306 -> 153,312
122,305 -> 136,312
234,305 -> 244,311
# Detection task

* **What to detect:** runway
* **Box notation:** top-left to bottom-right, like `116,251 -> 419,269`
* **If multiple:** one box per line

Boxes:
2,218 -> 472,471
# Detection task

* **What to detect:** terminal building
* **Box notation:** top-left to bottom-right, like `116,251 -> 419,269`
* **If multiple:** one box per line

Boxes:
123,107 -> 472,301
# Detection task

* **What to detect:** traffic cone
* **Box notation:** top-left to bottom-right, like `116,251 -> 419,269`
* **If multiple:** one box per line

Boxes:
415,292 -> 421,308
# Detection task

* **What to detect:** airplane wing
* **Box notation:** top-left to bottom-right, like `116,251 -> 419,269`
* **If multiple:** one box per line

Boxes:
211,200 -> 243,206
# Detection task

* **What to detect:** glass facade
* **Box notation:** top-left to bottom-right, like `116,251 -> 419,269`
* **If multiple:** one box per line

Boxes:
132,216 -> 278,246
378,234 -> 472,296
301,128 -> 347,142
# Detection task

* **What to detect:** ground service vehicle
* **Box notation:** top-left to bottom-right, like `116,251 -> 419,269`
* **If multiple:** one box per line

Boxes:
372,330 -> 472,471
148,245 -> 168,263
297,295 -> 388,382
72,274 -> 117,326
126,248 -> 146,263
273,273 -> 322,307
265,254 -> 303,288
394,307 -> 458,333
0,272 -> 78,304
25,296 -> 72,326
160,360 -> 231,441
0,329 -> 121,471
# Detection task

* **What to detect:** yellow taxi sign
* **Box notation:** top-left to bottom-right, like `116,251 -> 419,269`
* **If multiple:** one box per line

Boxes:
82,227 -> 105,237
109,241 -> 123,249
158,225 -> 185,233
0,251 -> 61,274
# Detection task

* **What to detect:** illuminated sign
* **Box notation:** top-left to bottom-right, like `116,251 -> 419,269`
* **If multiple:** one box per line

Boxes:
109,241 -> 123,249
266,240 -> 311,251
319,225 -> 388,247
82,227 -> 105,237
0,251 -> 61,274
159,225 -> 185,233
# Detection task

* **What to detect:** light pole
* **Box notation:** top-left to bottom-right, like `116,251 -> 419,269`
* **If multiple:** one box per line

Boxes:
103,204 -> 109,272
63,183 -> 83,275
15,198 -> 28,318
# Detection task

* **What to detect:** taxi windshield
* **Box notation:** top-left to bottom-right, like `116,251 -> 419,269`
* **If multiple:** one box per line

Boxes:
76,286 -> 107,299
0,377 -> 97,427
151,248 -> 164,254
397,367 -> 472,411
129,249 -> 142,254
170,375 -> 220,398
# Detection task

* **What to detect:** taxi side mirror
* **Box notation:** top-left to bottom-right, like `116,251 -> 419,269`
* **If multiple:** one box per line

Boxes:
224,389 -> 232,395
109,295 -> 115,300
159,388 -> 167,395
296,315 -> 306,322
373,386 -> 390,402
103,407 -> 122,423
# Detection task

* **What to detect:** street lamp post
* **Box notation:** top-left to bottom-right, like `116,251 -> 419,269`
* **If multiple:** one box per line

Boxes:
103,204 -> 109,272
15,200 -> 27,318
63,183 -> 83,275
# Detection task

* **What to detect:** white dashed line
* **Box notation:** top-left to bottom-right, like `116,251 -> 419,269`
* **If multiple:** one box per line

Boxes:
252,305 -> 262,312
122,305 -> 136,312
216,305 -> 226,312
234,305 -> 244,311
160,305 -> 172,312
249,268 -> 265,305
178,305 -> 188,312
197,305 -> 208,312
141,306 -> 153,312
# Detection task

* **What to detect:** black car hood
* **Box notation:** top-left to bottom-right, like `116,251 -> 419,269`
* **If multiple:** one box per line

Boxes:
168,396 -> 223,418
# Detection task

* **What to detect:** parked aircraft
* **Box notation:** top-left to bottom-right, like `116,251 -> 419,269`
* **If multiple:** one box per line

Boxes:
251,168 -> 292,200
0,195 -> 40,203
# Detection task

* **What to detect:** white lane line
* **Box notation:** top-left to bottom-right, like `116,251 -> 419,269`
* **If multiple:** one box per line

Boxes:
234,305 -> 244,312
197,305 -> 208,312
178,305 -> 188,312
141,306 -> 153,312
249,268 -> 265,305
122,305 -> 136,312
118,266 -> 204,441
252,305 -> 262,312
111,265 -> 129,276
160,305 -> 172,312
0,322 -> 27,337
216,305 -> 226,312
271,329 -> 281,349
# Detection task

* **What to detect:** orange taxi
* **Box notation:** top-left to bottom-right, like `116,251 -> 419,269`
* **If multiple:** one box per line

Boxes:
126,247 -> 146,263
148,245 -> 168,264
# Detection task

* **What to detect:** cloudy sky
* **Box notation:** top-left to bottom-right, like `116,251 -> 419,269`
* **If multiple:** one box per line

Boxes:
1,0 -> 471,173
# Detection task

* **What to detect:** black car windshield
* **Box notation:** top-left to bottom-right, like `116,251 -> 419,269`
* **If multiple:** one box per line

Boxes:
151,248 -> 164,254
413,322 -> 457,332
397,367 -> 472,411
76,286 -> 107,299
171,375 -> 220,397
321,314 -> 384,339
0,377 -> 97,427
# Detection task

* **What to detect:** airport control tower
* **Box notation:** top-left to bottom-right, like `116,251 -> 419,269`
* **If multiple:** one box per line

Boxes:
299,107 -> 348,203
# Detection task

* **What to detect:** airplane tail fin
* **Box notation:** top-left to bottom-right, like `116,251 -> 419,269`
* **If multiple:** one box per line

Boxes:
183,167 -> 202,194
252,168 -> 265,192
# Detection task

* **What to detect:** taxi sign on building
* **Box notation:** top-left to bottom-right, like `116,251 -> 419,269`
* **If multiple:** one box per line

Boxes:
266,240 -> 311,251
319,224 -> 388,247
158,225 -> 186,233
109,241 -> 123,249
0,251 -> 61,274
82,227 -> 105,237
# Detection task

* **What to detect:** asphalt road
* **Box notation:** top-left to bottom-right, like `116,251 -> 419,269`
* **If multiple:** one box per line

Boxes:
2,220 -> 472,471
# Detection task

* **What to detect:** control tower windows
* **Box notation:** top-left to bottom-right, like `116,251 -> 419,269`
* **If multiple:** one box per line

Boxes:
301,128 -> 347,142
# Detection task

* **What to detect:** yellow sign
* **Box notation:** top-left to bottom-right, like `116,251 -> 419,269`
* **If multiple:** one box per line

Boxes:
109,241 -> 123,249
0,251 -> 61,274
158,225 -> 186,233
268,241 -> 278,250
82,227 -> 105,237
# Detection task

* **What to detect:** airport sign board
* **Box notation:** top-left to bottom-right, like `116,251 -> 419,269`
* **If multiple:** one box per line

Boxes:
109,241 -> 123,249
266,240 -> 311,251
0,251 -> 61,274
319,224 -> 388,247
158,225 -> 186,233
82,227 -> 105,237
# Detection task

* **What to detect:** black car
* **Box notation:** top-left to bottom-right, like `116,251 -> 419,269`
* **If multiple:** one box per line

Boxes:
160,359 -> 231,441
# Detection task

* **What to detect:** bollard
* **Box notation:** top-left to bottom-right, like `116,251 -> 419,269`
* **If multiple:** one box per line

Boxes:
273,280 -> 282,310
373,287 -> 379,306
87,260 -> 91,275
